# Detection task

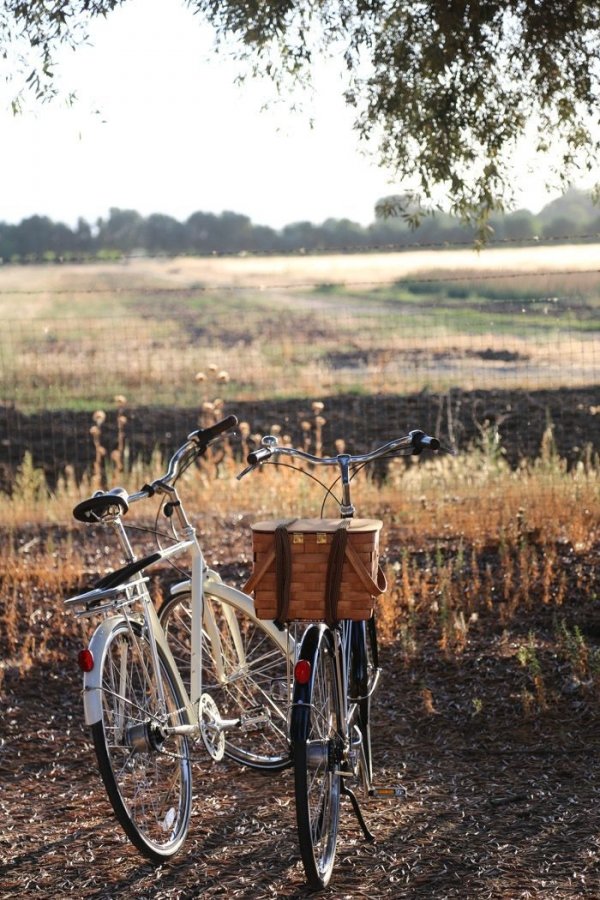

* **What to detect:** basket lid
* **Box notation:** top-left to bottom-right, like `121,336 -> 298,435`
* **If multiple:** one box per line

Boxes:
250,517 -> 383,534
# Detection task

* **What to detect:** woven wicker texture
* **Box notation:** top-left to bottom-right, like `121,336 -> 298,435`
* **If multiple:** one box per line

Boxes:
246,518 -> 385,622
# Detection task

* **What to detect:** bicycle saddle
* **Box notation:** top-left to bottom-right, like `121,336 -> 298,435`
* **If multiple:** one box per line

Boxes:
73,487 -> 130,523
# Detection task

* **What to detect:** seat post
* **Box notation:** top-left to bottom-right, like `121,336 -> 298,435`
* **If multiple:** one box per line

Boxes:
109,517 -> 136,563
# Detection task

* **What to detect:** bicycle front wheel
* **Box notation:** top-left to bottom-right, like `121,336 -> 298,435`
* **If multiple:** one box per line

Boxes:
291,625 -> 342,890
91,619 -> 192,862
159,590 -> 291,771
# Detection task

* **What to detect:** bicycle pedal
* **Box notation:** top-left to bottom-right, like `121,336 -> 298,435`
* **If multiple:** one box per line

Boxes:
239,707 -> 271,732
369,785 -> 407,800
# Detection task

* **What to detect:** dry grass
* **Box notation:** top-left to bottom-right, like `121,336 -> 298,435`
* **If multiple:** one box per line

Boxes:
1,412 -> 598,699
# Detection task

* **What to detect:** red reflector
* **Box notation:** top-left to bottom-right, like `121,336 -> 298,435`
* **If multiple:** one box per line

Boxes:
78,649 -> 94,672
294,659 -> 311,685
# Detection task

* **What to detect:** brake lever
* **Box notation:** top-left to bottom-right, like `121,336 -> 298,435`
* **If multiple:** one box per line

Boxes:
236,463 -> 257,481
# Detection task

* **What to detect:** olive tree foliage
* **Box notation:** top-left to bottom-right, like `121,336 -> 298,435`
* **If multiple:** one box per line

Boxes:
3,0 -> 600,228
1,1 -> 123,106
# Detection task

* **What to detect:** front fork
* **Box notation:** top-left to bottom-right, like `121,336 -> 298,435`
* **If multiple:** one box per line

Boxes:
332,624 -> 373,791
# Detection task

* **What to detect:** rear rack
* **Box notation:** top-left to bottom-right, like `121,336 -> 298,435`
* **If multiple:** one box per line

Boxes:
64,539 -> 195,618
65,577 -> 150,618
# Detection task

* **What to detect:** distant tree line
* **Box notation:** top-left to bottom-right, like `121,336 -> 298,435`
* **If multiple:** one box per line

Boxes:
0,189 -> 598,263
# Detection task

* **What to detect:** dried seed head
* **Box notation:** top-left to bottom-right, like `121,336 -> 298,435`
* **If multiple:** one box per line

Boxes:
335,439 -> 346,453
315,416 -> 326,427
270,424 -> 282,435
312,401 -> 325,413
92,410 -> 106,426
300,420 -> 312,432
114,395 -> 127,406
89,425 -> 101,438
195,371 -> 206,382
217,370 -> 230,383
239,422 -> 251,437
202,401 -> 215,412
208,363 -> 218,372
117,415 -> 127,426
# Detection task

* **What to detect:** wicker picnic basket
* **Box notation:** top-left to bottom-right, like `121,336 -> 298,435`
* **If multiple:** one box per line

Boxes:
243,518 -> 387,625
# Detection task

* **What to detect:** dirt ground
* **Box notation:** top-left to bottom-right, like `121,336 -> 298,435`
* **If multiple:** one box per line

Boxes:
2,534 -> 600,899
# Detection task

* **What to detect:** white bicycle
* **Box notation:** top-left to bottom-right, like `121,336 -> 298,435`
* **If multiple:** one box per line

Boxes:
65,416 -> 294,862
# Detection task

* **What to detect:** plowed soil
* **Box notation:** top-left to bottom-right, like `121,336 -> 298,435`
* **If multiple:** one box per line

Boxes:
2,385 -> 600,492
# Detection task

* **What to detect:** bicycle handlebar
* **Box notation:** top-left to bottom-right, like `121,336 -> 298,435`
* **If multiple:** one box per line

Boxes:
125,416 -> 239,505
146,415 -> 239,492
73,416 -> 240,522
188,414 -> 238,448
240,428 -> 445,480
247,446 -> 275,466
409,430 -> 441,453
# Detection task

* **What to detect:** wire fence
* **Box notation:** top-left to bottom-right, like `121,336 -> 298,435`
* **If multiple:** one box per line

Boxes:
1,252 -> 599,490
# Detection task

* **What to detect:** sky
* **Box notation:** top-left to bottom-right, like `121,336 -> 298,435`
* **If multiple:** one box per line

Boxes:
0,0 -> 581,231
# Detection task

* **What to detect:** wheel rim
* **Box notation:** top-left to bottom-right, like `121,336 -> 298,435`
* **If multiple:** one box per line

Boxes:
99,625 -> 191,854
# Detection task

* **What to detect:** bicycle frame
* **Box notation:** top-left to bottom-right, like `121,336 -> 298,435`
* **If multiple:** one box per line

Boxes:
69,481 -> 295,740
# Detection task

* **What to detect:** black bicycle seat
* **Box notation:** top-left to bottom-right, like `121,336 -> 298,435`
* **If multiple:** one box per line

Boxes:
73,487 -> 130,523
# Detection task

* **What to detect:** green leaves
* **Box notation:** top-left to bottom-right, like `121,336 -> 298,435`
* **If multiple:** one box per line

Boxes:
2,0 -> 599,236
193,0 -> 600,235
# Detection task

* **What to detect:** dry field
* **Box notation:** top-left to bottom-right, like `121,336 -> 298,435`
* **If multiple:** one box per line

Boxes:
1,241 -> 596,289
0,245 -> 598,412
1,247 -> 600,897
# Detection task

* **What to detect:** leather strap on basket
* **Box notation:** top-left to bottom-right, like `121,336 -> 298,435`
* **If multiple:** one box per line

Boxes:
242,518 -> 298,600
324,520 -> 351,627
273,522 -> 293,627
344,541 -> 387,597
326,522 -> 387,626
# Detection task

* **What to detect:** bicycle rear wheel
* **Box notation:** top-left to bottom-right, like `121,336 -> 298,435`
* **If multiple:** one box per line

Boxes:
159,590 -> 291,771
91,619 -> 192,862
291,625 -> 342,890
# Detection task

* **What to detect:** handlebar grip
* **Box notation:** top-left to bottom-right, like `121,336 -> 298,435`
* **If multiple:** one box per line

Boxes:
247,447 -> 272,465
409,430 -> 441,453
190,415 -> 239,447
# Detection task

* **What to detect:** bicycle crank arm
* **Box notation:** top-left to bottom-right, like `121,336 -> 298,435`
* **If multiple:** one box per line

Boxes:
165,717 -> 243,736
198,716 -> 241,735
164,723 -> 201,737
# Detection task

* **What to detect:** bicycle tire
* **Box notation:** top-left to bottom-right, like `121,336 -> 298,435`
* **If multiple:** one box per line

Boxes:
291,624 -> 342,890
159,590 -> 291,771
91,619 -> 192,862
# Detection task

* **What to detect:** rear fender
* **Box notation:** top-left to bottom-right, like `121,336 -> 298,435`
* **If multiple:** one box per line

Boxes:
82,612 -> 193,727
